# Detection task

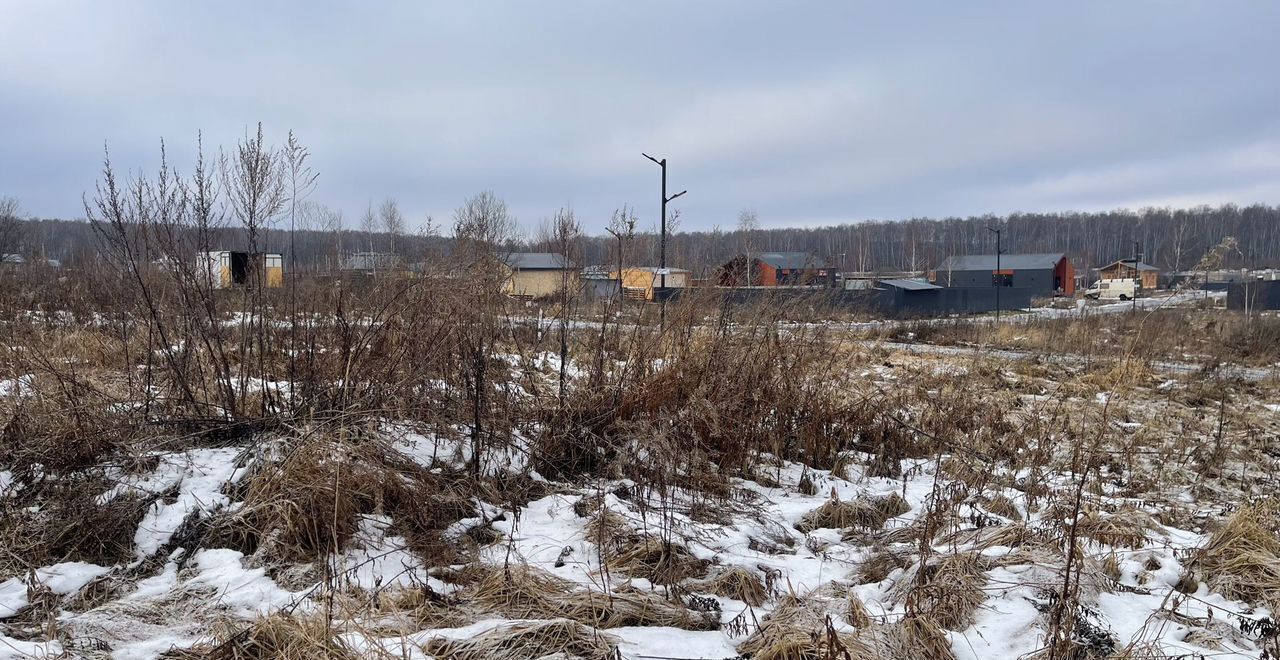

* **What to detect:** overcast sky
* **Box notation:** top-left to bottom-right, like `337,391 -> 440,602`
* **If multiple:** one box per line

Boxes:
3,2 -> 1279,234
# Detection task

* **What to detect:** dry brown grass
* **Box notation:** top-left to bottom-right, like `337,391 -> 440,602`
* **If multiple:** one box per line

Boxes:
0,477 -> 155,577
849,617 -> 956,660
604,535 -> 710,585
737,593 -> 956,660
222,431 -> 474,565
1192,501 -> 1280,608
470,564 -> 719,631
889,552 -> 987,630
582,507 -> 630,554
0,390 -> 138,475
424,619 -> 619,660
982,494 -> 1023,521
169,613 -> 358,660
1074,507 -> 1161,549
940,522 -> 1041,552
736,594 -> 856,660
701,565 -> 769,607
797,493 -> 910,534
856,547 -> 911,585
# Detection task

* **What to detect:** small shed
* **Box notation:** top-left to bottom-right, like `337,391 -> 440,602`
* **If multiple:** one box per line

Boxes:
1099,259 -> 1159,290
203,251 -> 283,289
503,253 -> 577,299
581,266 -> 619,301
615,267 -> 690,301
877,278 -> 943,314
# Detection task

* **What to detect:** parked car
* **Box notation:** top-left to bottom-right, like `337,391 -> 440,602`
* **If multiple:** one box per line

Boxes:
1084,278 -> 1138,301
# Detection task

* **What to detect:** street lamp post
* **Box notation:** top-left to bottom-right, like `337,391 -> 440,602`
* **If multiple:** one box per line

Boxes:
641,153 -> 686,294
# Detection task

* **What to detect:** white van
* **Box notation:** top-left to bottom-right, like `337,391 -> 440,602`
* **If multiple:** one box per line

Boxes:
1084,279 -> 1138,301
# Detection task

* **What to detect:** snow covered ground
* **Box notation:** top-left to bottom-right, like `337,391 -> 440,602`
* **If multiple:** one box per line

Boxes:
1,344 -> 1277,659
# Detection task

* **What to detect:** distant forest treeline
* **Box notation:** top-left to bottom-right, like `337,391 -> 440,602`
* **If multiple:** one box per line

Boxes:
10,203 -> 1280,275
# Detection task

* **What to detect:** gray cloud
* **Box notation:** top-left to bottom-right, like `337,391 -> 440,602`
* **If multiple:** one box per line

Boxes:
2,1 -> 1278,233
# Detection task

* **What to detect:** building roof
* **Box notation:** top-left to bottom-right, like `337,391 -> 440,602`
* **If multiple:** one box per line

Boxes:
627,266 -> 691,274
879,278 -> 941,291
505,252 -> 572,270
754,252 -> 827,269
1100,259 -> 1159,272
936,252 -> 1066,272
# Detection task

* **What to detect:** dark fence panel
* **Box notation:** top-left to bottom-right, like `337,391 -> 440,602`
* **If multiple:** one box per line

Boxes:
1227,281 -> 1280,310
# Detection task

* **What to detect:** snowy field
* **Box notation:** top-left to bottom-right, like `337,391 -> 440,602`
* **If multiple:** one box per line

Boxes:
2,340 -> 1278,659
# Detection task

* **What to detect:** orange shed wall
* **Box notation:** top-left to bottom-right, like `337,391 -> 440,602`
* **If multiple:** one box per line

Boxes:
1057,258 -> 1076,295
758,262 -> 778,286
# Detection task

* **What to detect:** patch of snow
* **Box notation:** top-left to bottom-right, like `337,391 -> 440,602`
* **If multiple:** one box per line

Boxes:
184,549 -> 301,617
614,626 -> 740,659
0,561 -> 111,618
0,635 -> 63,659
0,374 -> 34,398
103,448 -> 243,559
336,515 -> 453,594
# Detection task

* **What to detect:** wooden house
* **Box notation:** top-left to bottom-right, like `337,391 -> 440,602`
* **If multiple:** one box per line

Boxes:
1099,259 -> 1159,291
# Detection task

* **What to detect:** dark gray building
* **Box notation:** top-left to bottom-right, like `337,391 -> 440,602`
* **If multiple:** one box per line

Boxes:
1227,280 -> 1280,311
869,278 -> 1033,316
934,252 -> 1074,297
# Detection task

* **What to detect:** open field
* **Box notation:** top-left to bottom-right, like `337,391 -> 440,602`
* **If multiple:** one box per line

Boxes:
1,266 -> 1278,660
7,3 -> 1280,658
